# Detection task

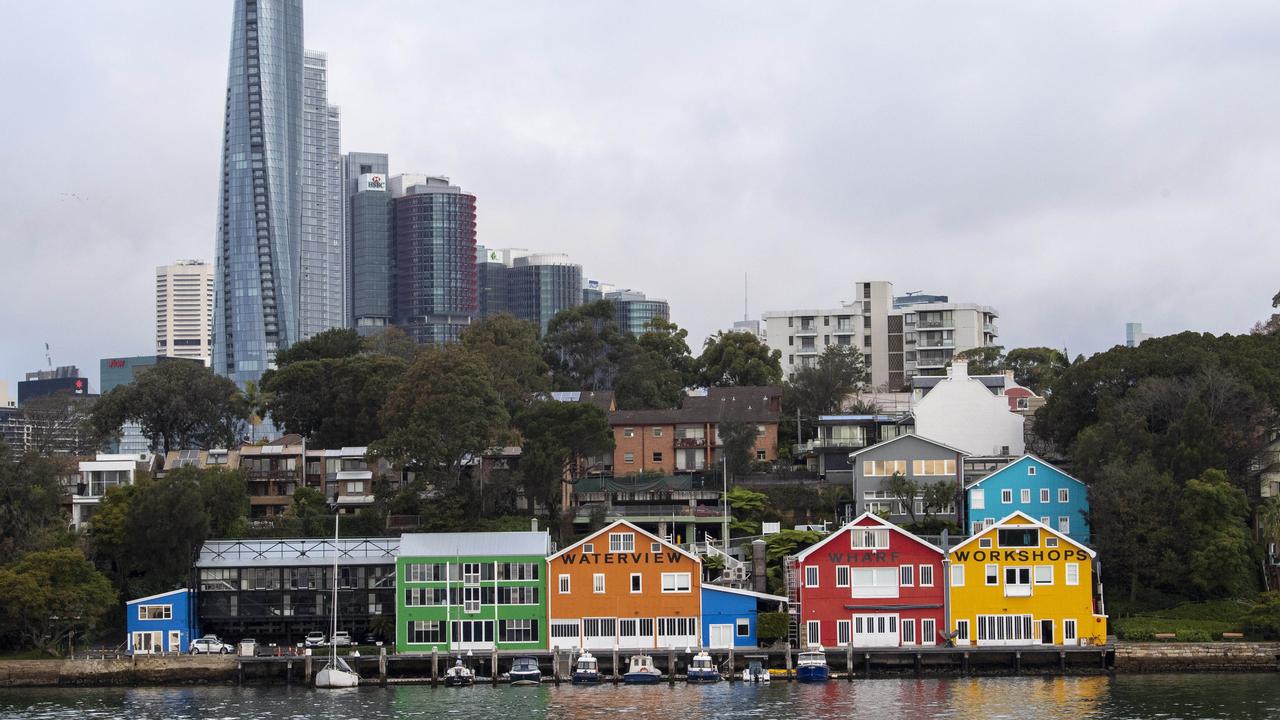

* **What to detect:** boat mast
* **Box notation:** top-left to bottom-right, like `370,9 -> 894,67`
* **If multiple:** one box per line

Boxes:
331,511 -> 339,664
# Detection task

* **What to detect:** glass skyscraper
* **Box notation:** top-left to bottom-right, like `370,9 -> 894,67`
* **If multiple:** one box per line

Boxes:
391,176 -> 478,345
508,253 -> 583,335
345,153 -> 393,335
300,50 -> 345,337
214,0 -> 304,386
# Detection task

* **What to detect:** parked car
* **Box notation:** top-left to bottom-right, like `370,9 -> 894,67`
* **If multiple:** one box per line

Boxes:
304,632 -> 327,648
190,635 -> 234,654
330,631 -> 352,647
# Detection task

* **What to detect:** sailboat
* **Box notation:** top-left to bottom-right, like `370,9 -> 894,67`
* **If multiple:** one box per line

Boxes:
315,512 -> 360,689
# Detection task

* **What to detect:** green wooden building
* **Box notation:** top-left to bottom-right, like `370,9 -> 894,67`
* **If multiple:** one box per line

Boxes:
396,531 -> 552,653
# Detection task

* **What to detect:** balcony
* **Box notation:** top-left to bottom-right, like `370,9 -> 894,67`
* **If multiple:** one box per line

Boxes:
916,320 -> 954,330
793,437 -> 867,455
795,345 -> 819,355
674,437 -> 706,449
794,326 -> 818,337
984,323 -> 999,334
916,339 -> 955,350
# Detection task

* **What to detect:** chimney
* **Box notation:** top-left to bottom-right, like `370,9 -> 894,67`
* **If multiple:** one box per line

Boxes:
952,360 -> 969,380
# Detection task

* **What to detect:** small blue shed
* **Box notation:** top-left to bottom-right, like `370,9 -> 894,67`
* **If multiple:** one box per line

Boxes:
966,455 -> 1091,544
701,585 -> 788,648
126,588 -> 198,654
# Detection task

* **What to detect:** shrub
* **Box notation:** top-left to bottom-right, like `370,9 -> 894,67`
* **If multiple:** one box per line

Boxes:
1176,629 -> 1212,642
1244,593 -> 1280,639
757,612 -> 790,644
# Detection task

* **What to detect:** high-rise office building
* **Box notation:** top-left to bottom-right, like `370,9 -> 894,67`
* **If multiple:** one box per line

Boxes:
606,289 -> 670,335
214,0 -> 304,387
299,50 -> 345,337
100,355 -> 204,453
1125,322 -> 1153,347
156,260 -> 215,364
344,153 -> 393,336
508,253 -> 583,334
391,175 -> 478,344
476,245 -> 511,319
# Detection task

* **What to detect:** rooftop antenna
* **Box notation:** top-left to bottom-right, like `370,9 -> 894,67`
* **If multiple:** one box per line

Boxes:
743,273 -> 749,322
44,342 -> 52,369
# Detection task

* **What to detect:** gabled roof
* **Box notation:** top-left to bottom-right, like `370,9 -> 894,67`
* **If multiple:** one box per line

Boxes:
702,584 -> 788,604
965,454 -> 1087,490
400,532 -> 552,558
126,587 -> 191,605
847,432 -> 969,460
546,519 -> 701,564
948,511 -> 1095,557
792,512 -> 945,562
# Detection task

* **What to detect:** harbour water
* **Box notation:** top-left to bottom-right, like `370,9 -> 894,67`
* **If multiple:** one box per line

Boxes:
2,674 -> 1279,719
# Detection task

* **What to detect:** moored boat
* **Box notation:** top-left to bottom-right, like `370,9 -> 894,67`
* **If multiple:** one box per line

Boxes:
509,656 -> 542,686
444,658 -> 475,687
795,649 -> 829,683
622,654 -> 663,684
315,513 -> 359,689
572,651 -> 602,684
740,656 -> 770,683
685,651 -> 721,683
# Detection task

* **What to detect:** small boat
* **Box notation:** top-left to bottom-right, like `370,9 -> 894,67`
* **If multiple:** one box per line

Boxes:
572,651 -> 602,684
622,654 -> 663,684
795,649 -> 829,683
509,656 -> 542,686
740,656 -> 770,683
315,655 -> 359,688
685,651 -> 721,683
444,658 -> 475,687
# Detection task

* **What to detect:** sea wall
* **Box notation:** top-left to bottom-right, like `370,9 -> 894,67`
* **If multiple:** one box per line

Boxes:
0,655 -> 236,687
1113,642 -> 1280,673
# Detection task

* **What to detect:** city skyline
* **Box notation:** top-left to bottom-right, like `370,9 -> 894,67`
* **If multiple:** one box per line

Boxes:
4,1 -> 1280,390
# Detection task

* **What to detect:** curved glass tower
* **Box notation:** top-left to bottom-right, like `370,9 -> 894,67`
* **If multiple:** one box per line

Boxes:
214,0 -> 304,386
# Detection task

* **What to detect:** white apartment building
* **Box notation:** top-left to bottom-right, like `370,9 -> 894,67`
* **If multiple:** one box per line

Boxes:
156,260 -> 214,364
71,453 -> 153,529
762,281 -> 998,389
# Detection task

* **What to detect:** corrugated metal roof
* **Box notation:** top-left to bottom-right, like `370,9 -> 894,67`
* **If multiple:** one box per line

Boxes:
399,531 -> 551,558
196,538 -> 399,567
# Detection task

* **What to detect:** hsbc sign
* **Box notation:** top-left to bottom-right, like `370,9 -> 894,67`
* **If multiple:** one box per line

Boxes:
359,173 -> 386,192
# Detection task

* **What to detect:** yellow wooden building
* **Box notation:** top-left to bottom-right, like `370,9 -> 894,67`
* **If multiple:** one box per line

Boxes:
948,511 -> 1106,646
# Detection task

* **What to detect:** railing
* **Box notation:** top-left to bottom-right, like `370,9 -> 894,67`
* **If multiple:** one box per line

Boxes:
574,503 -> 728,520
792,437 -> 867,455
673,437 -> 706,449
794,327 -> 818,336
916,320 -> 952,330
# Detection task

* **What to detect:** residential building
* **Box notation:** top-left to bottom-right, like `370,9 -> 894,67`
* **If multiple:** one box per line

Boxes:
966,455 -> 1090,544
1125,322 -> 1154,347
913,361 -> 1026,457
299,50 -> 345,338
912,370 -> 1044,415
392,175 -> 478,344
237,435 -> 307,518
789,514 -> 947,648
0,403 -> 96,456
607,289 -> 670,335
508,253 -> 583,334
315,446 -> 386,513
343,154 -> 393,336
610,387 -> 783,476
100,356 -> 205,453
794,413 -> 913,478
72,453 -> 154,529
847,434 -> 967,527
17,366 -> 90,406
194,536 -> 399,644
701,585 -> 788,648
548,520 -> 702,650
0,381 -> 12,409
155,260 -> 215,364
763,281 -> 998,389
126,588 -> 198,655
395,531 -> 552,654
214,0 -> 305,387
164,448 -> 239,473
948,512 -> 1106,646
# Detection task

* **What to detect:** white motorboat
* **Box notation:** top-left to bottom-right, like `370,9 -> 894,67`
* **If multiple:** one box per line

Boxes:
444,658 -> 476,687
740,655 -> 770,683
315,513 -> 359,689
572,651 -> 602,684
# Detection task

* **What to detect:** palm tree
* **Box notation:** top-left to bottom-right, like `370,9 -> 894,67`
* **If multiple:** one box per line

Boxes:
242,381 -> 270,443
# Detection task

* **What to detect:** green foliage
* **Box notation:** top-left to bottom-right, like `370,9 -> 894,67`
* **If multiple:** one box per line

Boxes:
697,331 -> 782,387
615,347 -> 685,410
1244,593 -> 1280,639
0,444 -> 72,557
515,401 -> 614,536
636,318 -> 697,388
727,487 -> 770,536
718,421 -> 760,480
362,326 -> 420,363
90,361 -> 247,457
1004,347 -> 1069,395
274,328 -> 365,366
785,345 -> 867,430
261,354 -> 407,447
764,529 -> 824,562
953,345 -> 1005,375
1112,616 -> 1242,642
286,487 -> 333,537
883,472 -> 919,523
756,612 -> 790,644
0,548 -> 116,655
543,301 -> 635,391
1181,469 -> 1256,599
1087,457 -> 1181,602
461,314 -> 551,414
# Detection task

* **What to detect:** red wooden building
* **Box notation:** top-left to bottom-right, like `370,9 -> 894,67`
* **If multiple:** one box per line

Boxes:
789,513 -> 946,648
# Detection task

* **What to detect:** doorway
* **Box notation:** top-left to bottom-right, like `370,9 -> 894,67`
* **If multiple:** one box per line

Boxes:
1040,619 -> 1054,645
709,624 -> 733,649
169,631 -> 183,653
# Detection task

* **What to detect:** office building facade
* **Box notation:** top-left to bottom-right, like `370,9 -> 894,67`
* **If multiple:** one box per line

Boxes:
156,260 -> 215,364
345,154 -> 394,336
392,176 -> 478,344
299,50 -> 345,338
508,253 -> 582,334
606,289 -> 670,335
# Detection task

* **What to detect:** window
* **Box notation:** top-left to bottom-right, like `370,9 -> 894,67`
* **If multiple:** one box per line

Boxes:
497,587 -> 539,605
921,618 -> 936,645
912,459 -> 956,476
623,428 -> 635,438
756,449 -> 767,461
1040,488 -> 1050,503
864,460 -> 906,477
583,543 -> 595,554
970,489 -> 985,510
609,533 -> 636,553
837,619 -> 851,646
652,427 -> 663,437
138,605 -> 172,620
902,619 -> 916,644
463,586 -> 481,613
804,566 -> 819,587
551,621 -> 580,641
498,619 -> 538,643
346,481 -> 364,494
1046,537 -> 1059,548
851,527 -> 890,549
583,618 -> 616,640
1000,489 -> 1013,504
1065,563 -> 1080,586
985,564 -> 999,586
979,538 -> 992,549
1041,516 -> 1051,526
623,453 -> 635,464
661,572 -> 692,593
998,528 -> 1038,547
409,620 -> 444,644
1058,516 -> 1070,534
1020,489 -> 1031,503
463,563 -> 481,584
900,565 -> 914,587
1004,567 -> 1032,597
919,564 -> 934,587
1027,466 -> 1037,476
971,521 -> 983,535
984,518 -> 995,528
630,574 -> 642,593
806,621 -> 821,647
1034,565 -> 1054,584
651,542 -> 661,553
593,574 -> 605,594
951,564 -> 965,587
559,575 -> 570,593
851,567 -> 899,598
1059,488 -> 1070,503
1064,619 -> 1078,643
658,617 -> 697,639
737,619 -> 751,637
652,452 -> 663,463
836,566 -> 850,587
955,619 -> 970,642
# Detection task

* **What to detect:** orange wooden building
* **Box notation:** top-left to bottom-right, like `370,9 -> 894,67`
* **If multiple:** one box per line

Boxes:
547,520 -> 703,650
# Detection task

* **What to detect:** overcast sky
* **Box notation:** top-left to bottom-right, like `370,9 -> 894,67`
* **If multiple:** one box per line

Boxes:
2,1 -> 1278,393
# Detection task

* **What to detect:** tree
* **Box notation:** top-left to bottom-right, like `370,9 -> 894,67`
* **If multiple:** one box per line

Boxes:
460,314 -> 551,414
0,444 -> 71,557
373,345 -> 509,484
363,326 -> 420,363
615,348 -> 685,410
90,362 -> 247,459
261,354 -> 407,447
1181,468 -> 1256,598
241,381 -> 270,444
787,345 -> 868,425
542,301 -> 635,391
697,331 -> 782,387
274,328 -> 365,366
515,401 -> 614,533
0,547 -> 115,655
122,474 -> 210,598
727,486 -> 769,535
193,467 -> 249,538
16,393 -> 101,456
1087,457 -> 1181,602
718,421 -> 760,481
883,472 -> 920,523
1004,347 -> 1069,395
953,345 -> 1005,375
286,487 -> 332,537
637,318 -> 697,388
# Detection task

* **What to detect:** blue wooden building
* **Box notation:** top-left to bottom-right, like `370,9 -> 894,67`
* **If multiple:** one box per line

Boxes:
701,585 -> 787,648
966,455 -> 1091,544
126,588 -> 198,654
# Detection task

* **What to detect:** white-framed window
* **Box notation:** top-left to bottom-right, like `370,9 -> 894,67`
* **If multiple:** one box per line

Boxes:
652,427 -> 663,438
1066,563 -> 1080,586
836,566 -> 850,587
463,586 -> 481,613
630,573 -> 642,593
851,527 -> 890,549
1059,488 -> 1070,503
583,543 -> 595,554
1040,516 -> 1051,526
806,620 -> 821,647
900,565 -> 914,587
901,619 -> 916,644
1040,488 -> 1050,503
921,618 -> 936,645
979,538 -> 992,549
863,460 -> 907,477
463,563 -> 482,585
623,427 -> 635,438
138,605 -> 172,620
1000,489 -> 1013,504
852,567 -> 899,598
971,521 -> 983,535
609,532 -> 635,553
736,619 -> 750,637
1034,565 -> 1054,585
1064,619 -> 1078,643
951,564 -> 965,587
346,481 -> 364,494
499,618 -> 538,643
1027,466 -> 1037,476
651,542 -> 661,554
955,619 -> 970,642
837,619 -> 851,646
661,572 -> 692,593
985,564 -> 999,585
756,449 -> 767,460
970,489 -> 985,510
1020,488 -> 1031,503
984,518 -> 995,528
593,574 -> 605,594
1004,567 -> 1032,597
409,620 -> 444,644
805,565 -> 820,588
623,453 -> 635,464
1058,516 -> 1070,534
919,564 -> 934,587
652,452 -> 663,463
550,620 -> 580,641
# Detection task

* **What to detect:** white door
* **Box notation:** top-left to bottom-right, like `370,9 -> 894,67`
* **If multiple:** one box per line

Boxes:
132,631 -> 161,654
709,624 -> 733,649
583,617 -> 618,650
168,631 -> 182,653
851,614 -> 899,647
